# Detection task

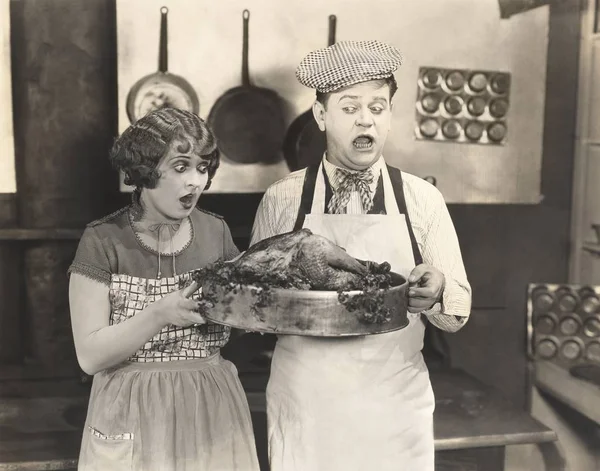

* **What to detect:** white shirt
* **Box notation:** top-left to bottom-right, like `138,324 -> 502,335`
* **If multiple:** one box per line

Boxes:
250,156 -> 472,332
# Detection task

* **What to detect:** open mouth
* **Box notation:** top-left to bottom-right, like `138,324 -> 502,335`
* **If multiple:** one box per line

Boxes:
179,193 -> 195,208
353,135 -> 374,150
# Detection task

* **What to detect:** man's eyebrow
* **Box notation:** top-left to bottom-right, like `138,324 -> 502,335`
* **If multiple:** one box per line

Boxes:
337,95 -> 389,103
337,95 -> 359,102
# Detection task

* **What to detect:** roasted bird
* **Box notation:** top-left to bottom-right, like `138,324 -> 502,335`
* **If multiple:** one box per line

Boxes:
192,229 -> 400,330
232,229 -> 371,290
205,228 -> 387,292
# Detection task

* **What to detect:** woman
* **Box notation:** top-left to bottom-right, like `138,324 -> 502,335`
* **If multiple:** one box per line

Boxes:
68,108 -> 260,471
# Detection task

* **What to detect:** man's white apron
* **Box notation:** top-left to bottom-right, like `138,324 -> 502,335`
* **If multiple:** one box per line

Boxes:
267,163 -> 435,471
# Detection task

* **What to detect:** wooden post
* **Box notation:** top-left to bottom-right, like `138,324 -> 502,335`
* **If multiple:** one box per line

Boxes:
0,194 -> 22,364
10,0 -> 118,373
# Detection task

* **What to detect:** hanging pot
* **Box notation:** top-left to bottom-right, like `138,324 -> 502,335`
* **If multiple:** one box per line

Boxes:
126,6 -> 199,123
283,15 -> 337,171
207,10 -> 286,165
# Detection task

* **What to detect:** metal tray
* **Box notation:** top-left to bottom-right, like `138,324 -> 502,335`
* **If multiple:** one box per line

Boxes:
202,272 -> 409,337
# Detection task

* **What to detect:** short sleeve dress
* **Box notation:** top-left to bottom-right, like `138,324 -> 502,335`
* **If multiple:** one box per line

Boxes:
68,205 -> 260,471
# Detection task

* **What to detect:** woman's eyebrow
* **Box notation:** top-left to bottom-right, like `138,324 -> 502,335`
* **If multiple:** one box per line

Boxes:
168,155 -> 192,162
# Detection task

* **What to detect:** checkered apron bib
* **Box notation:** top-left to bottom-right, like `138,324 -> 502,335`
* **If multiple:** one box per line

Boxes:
77,272 -> 260,471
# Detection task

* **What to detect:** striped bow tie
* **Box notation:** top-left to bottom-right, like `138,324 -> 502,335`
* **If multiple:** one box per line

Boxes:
328,168 -> 375,214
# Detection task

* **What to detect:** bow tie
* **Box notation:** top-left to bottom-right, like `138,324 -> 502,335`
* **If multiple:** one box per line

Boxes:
327,168 -> 375,214
148,222 -> 181,233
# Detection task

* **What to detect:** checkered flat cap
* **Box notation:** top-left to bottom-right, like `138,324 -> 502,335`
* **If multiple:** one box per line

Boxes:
296,40 -> 403,93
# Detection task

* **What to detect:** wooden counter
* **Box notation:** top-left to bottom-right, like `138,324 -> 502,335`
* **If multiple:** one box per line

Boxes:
431,368 -> 556,471
0,367 -> 556,471
535,360 -> 600,426
431,368 -> 555,450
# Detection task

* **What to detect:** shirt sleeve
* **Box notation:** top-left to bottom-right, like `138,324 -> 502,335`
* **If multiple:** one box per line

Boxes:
419,190 -> 472,333
250,173 -> 306,247
67,226 -> 112,286
250,188 -> 284,246
222,219 -> 241,261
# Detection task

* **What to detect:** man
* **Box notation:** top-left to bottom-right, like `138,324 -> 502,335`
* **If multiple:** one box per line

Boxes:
250,40 -> 472,471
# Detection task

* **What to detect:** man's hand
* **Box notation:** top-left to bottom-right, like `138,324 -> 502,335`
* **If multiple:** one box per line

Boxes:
407,264 -> 445,313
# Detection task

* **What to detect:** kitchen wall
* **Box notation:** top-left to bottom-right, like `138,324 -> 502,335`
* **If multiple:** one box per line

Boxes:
0,0 -> 578,422
115,0 -> 549,203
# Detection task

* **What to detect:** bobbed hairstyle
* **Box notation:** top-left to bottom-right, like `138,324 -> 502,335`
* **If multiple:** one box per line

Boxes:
109,108 -> 220,191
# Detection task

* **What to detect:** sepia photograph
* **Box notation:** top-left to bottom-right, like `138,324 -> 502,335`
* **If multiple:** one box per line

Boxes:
0,0 -> 599,470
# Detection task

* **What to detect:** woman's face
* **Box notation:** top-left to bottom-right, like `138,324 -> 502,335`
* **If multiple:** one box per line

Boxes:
141,135 -> 211,222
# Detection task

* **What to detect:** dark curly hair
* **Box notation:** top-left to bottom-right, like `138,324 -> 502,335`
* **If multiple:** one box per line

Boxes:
316,76 -> 398,109
110,108 -> 220,190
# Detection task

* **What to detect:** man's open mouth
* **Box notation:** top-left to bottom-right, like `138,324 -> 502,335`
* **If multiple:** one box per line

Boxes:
353,135 -> 374,150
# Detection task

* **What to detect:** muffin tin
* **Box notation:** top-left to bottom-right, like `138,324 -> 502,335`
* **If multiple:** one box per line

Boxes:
527,283 -> 600,369
414,67 -> 511,145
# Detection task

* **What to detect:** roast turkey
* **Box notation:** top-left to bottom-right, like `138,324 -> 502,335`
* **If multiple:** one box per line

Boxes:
231,228 -> 380,291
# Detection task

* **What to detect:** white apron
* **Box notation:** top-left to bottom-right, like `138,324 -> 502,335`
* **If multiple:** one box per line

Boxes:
267,163 -> 435,471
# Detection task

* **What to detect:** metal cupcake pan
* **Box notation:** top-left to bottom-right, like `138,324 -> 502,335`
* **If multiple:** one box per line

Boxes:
527,283 -> 600,368
414,66 -> 511,145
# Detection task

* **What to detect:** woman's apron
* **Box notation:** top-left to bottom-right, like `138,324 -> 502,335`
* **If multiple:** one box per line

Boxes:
267,163 -> 435,471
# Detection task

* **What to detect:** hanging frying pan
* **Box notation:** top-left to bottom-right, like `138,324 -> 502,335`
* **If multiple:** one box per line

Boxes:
283,15 -> 337,171
207,10 -> 286,165
126,7 -> 200,123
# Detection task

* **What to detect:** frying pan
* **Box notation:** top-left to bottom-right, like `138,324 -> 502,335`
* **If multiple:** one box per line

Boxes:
126,7 -> 200,124
208,10 -> 286,165
283,15 -> 337,171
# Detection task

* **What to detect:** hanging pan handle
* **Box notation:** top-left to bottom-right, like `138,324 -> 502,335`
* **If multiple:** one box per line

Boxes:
424,176 -> 437,187
242,9 -> 250,86
328,15 -> 337,46
158,7 -> 169,73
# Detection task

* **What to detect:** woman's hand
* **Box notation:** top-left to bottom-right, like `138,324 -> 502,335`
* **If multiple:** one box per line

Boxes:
151,281 -> 207,327
70,275 -> 208,375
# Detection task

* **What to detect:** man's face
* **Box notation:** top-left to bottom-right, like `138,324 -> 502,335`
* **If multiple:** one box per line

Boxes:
312,80 -> 393,170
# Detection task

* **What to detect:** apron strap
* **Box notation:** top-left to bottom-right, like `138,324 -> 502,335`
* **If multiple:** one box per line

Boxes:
386,165 -> 424,266
386,165 -> 450,367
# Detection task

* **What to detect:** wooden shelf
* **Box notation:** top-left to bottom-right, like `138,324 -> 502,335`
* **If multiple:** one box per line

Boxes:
535,360 -> 600,426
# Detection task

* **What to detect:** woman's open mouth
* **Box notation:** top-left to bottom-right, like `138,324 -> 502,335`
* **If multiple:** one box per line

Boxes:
353,135 -> 374,150
179,193 -> 195,209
